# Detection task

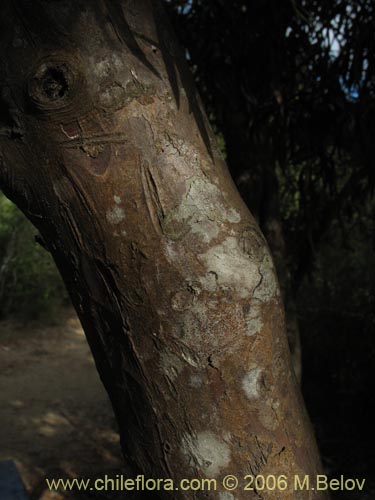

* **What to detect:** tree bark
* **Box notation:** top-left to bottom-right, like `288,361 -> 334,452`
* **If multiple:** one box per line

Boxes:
220,96 -> 302,381
0,1 -> 326,498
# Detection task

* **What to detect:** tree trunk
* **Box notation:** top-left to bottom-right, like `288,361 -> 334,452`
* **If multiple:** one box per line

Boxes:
0,1 -> 326,498
220,96 -> 302,381
259,164 -> 302,383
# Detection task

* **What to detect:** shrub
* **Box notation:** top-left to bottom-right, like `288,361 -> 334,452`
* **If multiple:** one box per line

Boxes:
0,193 -> 69,321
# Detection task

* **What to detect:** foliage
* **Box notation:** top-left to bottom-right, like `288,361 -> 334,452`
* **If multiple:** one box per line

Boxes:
166,0 -> 374,287
298,199 -> 374,332
165,0 -> 374,370
296,202 -> 375,491
166,3 -> 375,486
0,193 -> 68,321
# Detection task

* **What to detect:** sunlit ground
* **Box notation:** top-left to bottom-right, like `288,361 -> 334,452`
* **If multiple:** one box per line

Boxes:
0,309 -> 124,500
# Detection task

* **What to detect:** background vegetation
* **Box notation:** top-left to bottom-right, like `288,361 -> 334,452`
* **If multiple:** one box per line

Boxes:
0,193 -> 68,321
0,0 -> 374,497
165,1 -> 374,497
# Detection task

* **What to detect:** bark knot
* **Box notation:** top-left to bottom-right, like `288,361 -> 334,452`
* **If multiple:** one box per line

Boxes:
27,57 -> 81,114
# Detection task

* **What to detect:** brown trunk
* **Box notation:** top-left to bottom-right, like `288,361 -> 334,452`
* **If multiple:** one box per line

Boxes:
221,98 -> 302,381
259,164 -> 302,383
0,1 -> 326,498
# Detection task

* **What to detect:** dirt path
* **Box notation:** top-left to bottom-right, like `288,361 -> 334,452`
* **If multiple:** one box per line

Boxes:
0,310 -> 125,499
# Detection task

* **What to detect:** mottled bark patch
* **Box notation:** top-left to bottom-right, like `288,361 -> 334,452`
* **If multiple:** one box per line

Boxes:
243,303 -> 264,336
253,253 -> 280,302
106,204 -> 125,224
219,493 -> 237,500
181,431 -> 231,477
242,367 -> 263,399
199,237 -> 260,298
162,176 -> 241,242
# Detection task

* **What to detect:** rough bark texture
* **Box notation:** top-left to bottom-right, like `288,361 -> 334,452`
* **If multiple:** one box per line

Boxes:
220,96 -> 302,382
236,162 -> 302,383
0,1 -> 326,499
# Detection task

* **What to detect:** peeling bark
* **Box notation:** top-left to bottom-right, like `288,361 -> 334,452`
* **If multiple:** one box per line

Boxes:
0,1 -> 327,499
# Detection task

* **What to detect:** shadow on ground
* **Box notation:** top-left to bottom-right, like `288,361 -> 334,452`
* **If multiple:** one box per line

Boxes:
0,309 -> 127,500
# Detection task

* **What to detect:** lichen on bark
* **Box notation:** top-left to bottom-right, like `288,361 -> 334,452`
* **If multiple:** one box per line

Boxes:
0,1 -> 329,499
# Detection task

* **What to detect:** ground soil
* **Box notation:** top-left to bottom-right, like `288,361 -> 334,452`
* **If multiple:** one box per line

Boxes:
0,309 -> 125,500
1,308 -> 373,500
